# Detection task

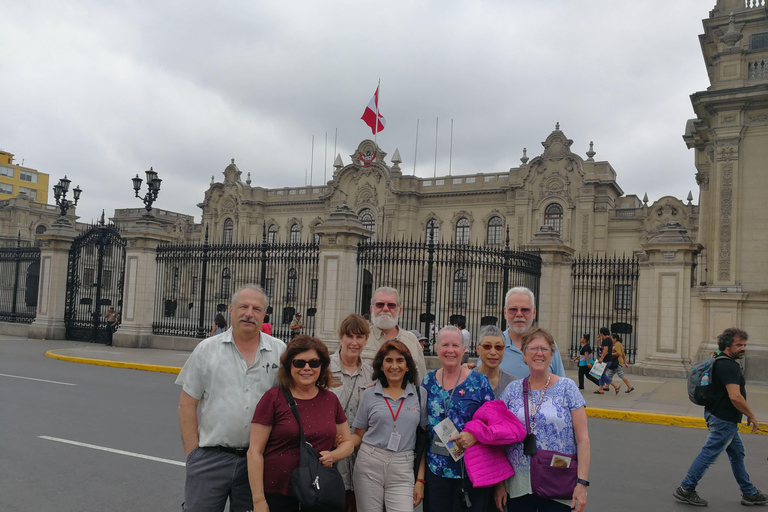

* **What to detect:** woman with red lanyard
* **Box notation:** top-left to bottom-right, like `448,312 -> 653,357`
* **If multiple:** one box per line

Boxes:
351,340 -> 428,512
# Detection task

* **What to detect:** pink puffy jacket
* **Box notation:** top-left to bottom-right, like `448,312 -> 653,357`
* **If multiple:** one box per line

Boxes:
462,400 -> 527,487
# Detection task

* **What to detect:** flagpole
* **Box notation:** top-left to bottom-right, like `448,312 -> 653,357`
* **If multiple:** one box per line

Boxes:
333,128 -> 338,167
374,79 -> 380,148
324,132 -> 327,184
449,118 -> 454,176
433,117 -> 439,178
309,135 -> 314,186
413,118 -> 420,176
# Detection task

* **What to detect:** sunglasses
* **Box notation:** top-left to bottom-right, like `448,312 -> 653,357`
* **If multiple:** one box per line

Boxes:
291,359 -> 322,369
373,302 -> 398,310
507,307 -> 532,315
479,344 -> 505,351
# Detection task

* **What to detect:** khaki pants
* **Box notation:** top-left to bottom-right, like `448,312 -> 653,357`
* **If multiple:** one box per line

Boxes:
352,443 -> 414,512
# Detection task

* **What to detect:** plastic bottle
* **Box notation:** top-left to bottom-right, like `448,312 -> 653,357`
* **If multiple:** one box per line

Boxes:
701,372 -> 709,386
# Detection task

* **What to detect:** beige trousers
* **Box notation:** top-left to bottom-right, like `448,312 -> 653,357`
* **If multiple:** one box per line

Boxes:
352,442 -> 415,512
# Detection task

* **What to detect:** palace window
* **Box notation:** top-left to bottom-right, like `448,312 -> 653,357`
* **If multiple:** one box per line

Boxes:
456,218 -> 470,245
267,224 -> 278,244
34,225 -> 47,247
359,208 -> 376,239
614,284 -> 632,311
289,224 -> 301,244
487,216 -> 503,245
544,203 -> 563,235
223,218 -> 233,245
453,269 -> 468,305
221,268 -> 232,299
287,268 -> 297,301
486,282 -> 499,306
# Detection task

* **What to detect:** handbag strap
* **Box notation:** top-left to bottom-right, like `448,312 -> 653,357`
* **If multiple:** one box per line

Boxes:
522,377 -> 531,435
281,386 -> 306,447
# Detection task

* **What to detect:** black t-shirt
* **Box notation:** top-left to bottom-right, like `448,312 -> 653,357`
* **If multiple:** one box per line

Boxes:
600,337 -> 613,364
707,356 -> 746,424
579,344 -> 592,357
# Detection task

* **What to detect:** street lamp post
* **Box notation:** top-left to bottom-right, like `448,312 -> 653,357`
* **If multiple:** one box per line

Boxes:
52,175 -> 82,216
132,167 -> 162,212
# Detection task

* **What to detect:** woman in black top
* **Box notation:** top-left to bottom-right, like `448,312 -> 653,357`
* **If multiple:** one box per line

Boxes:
573,334 -> 600,390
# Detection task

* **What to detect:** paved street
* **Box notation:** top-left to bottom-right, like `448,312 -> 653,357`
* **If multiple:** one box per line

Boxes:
3,337 -> 768,511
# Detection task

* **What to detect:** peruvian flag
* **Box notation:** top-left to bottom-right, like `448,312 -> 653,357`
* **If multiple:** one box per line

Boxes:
361,85 -> 386,134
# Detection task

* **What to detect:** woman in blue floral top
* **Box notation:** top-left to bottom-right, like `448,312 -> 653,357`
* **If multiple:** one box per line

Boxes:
496,327 -> 591,512
422,326 -> 494,512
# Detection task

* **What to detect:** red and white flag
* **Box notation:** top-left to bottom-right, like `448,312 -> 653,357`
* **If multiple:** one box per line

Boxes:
361,85 -> 386,134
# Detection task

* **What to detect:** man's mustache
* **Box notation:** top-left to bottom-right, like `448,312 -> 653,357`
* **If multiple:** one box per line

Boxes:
239,317 -> 258,324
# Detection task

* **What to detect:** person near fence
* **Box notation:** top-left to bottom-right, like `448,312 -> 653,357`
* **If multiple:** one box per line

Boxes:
351,340 -> 427,512
330,313 -> 375,512
422,326 -> 495,512
261,314 -> 272,336
573,334 -> 600,390
674,328 -> 768,507
248,335 -> 354,512
176,284 -> 285,512
210,313 -> 227,337
492,287 -> 565,379
360,287 -> 427,382
473,325 -> 517,398
606,334 -> 634,393
105,306 -> 118,345
495,327 -> 590,512
289,313 -> 304,339
593,327 -> 620,395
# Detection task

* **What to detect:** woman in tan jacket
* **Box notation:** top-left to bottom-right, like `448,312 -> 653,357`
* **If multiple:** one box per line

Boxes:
609,334 -> 634,393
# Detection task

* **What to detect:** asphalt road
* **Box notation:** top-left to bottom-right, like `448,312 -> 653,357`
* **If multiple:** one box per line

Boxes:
3,338 -> 768,511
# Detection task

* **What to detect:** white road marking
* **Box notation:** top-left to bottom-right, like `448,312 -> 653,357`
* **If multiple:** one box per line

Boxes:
0,373 -> 76,386
39,436 -> 186,467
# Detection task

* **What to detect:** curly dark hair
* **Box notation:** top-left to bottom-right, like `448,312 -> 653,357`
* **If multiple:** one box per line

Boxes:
717,327 -> 749,352
371,340 -> 418,389
278,335 -> 332,390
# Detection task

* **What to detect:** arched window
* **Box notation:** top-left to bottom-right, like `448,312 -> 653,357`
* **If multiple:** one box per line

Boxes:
359,208 -> 376,239
267,224 -> 278,244
287,268 -> 297,302
223,218 -> 234,244
221,267 -> 232,299
289,223 -> 301,244
453,269 -> 468,305
426,218 -> 439,243
487,216 -> 503,245
455,217 -> 470,245
34,225 -> 47,247
544,203 -> 564,235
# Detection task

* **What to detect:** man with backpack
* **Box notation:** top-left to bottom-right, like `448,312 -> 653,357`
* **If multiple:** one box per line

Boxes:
674,327 -> 767,507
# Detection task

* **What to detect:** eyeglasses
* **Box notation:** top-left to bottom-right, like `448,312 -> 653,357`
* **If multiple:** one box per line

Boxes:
291,359 -> 322,369
373,302 -> 398,310
479,344 -> 505,351
524,346 -> 551,354
507,307 -> 532,315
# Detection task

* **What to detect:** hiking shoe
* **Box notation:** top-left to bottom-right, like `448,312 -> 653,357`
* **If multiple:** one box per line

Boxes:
741,490 -> 768,506
674,486 -> 708,506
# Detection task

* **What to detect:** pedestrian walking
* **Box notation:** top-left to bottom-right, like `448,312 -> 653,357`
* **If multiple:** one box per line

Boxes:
175,284 -> 285,512
674,327 -> 768,507
607,334 -> 634,393
209,312 -> 227,337
593,327 -> 620,395
261,314 -> 272,336
289,313 -> 304,339
573,334 -> 600,390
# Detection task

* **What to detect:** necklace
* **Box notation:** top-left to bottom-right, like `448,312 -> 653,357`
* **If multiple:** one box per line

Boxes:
440,368 -> 463,418
529,374 -> 551,430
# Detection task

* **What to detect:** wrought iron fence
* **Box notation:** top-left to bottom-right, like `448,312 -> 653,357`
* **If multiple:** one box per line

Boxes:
0,238 -> 40,324
153,227 -> 319,339
570,254 -> 639,363
356,230 -> 542,355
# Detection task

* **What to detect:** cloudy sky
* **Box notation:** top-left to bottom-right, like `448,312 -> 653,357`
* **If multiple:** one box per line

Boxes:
3,0 -> 710,223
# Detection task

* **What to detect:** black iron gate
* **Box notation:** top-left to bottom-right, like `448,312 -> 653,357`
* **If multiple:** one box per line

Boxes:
0,235 -> 40,323
570,254 -> 639,363
64,218 -> 126,343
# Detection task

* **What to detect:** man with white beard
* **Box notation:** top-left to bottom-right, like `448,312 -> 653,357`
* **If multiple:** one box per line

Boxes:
360,286 -> 428,382
495,286 -> 565,379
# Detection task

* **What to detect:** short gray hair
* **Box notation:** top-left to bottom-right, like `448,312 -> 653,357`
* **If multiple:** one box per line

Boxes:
478,325 -> 504,341
231,284 -> 268,308
371,286 -> 401,307
504,286 -> 535,309
436,325 -> 462,346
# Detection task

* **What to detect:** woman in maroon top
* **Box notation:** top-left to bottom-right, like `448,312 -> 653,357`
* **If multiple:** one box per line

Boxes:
248,335 -> 355,512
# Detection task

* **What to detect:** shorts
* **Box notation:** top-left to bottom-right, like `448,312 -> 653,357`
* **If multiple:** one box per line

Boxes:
606,365 -> 625,379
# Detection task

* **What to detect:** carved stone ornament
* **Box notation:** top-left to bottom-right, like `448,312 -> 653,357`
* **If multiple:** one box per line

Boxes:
223,158 -> 243,184
644,199 -> 687,239
350,140 -> 388,170
581,214 -> 590,252
695,171 -> 710,190
719,164 -> 733,280
538,172 -> 575,208
747,113 -> 768,124
716,139 -> 740,162
705,144 -> 715,163
222,197 -> 237,214
354,182 -> 378,208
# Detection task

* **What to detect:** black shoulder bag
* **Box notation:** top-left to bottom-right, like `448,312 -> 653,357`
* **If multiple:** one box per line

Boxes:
413,385 -> 429,477
281,387 -> 346,512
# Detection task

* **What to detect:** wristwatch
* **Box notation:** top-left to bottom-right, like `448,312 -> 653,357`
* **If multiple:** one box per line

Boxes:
577,478 -> 590,487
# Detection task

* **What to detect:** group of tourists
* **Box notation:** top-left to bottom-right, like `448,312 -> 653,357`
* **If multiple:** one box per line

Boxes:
174,279 -> 767,511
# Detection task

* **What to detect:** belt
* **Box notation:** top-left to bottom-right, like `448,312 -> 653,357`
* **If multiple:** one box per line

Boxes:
212,446 -> 248,456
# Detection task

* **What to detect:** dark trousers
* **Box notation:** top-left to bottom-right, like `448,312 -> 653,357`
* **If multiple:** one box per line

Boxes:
183,447 -> 251,512
577,366 -> 600,389
265,493 -> 325,512
423,466 -> 491,512
506,493 -> 571,512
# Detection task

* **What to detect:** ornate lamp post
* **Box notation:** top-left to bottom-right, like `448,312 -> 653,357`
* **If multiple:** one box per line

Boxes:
132,167 -> 162,212
52,175 -> 82,216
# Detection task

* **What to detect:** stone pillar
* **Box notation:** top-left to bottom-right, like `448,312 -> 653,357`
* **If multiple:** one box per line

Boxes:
525,226 -> 575,355
28,218 -> 78,340
312,205 -> 372,350
635,222 -> 703,377
112,217 -> 176,348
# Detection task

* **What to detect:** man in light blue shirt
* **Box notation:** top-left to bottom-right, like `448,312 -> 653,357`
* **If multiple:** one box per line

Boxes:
496,286 -> 565,379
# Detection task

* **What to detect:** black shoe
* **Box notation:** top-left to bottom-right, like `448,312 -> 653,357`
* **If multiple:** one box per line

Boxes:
741,490 -> 768,506
674,486 -> 708,506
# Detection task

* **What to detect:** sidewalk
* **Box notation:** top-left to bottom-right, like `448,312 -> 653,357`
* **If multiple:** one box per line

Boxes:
38,338 -> 768,435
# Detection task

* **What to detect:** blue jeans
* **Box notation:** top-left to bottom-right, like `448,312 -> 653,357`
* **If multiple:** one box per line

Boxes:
681,412 -> 757,494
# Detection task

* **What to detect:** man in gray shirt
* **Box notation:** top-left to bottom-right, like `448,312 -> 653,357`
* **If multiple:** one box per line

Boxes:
176,284 -> 285,512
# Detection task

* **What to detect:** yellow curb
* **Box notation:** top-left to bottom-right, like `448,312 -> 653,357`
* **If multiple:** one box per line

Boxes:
587,407 -> 768,435
45,350 -> 181,374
